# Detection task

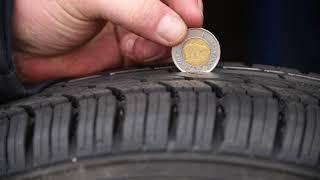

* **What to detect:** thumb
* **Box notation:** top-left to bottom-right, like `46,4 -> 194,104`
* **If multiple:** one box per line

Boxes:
64,0 -> 188,46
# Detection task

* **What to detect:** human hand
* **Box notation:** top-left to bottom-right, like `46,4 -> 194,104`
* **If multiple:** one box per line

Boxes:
12,0 -> 203,83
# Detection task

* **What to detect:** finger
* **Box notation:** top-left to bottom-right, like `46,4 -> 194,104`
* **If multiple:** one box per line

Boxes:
13,23 -> 122,83
120,32 -> 169,63
131,37 -> 170,63
68,0 -> 187,46
116,27 -> 169,63
162,0 -> 204,27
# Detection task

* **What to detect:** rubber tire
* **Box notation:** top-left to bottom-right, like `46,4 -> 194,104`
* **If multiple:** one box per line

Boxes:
0,63 -> 320,180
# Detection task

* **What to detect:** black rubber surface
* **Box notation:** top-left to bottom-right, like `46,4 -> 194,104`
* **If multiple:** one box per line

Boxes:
0,62 -> 319,179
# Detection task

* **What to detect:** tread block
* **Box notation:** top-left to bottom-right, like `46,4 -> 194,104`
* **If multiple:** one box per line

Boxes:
94,94 -> 116,154
161,80 -> 210,92
222,69 -> 281,79
105,82 -> 166,94
248,76 -> 293,88
205,80 -> 272,97
0,115 -> 9,175
176,72 -> 245,83
308,91 -> 320,101
248,97 -> 279,157
267,86 -> 318,105
220,95 -> 252,154
51,102 -> 72,162
7,110 -> 28,173
298,105 -> 320,166
76,97 -> 96,157
284,75 -> 320,100
193,91 -> 217,151
279,102 -> 305,162
130,70 -> 185,81
206,81 -> 247,95
121,92 -> 147,151
107,82 -> 169,151
174,91 -> 197,150
145,92 -> 171,151
161,80 -> 214,151
252,64 -> 301,74
33,106 -> 53,166
284,75 -> 320,92
207,80 -> 279,156
64,89 -> 115,157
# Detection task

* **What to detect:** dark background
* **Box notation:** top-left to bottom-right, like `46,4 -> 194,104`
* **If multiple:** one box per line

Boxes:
203,0 -> 320,73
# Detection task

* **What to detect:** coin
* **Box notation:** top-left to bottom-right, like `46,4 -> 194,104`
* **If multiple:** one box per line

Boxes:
172,28 -> 221,73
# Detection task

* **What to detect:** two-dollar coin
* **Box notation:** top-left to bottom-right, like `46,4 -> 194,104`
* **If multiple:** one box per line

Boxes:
171,28 -> 221,73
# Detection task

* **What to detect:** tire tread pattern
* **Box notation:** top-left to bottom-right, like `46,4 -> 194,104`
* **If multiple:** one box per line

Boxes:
0,63 -> 319,178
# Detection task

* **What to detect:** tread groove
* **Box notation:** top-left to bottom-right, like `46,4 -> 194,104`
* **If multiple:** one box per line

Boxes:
0,114 -> 9,175
142,92 -> 149,150
21,108 -> 34,170
62,95 -> 79,158
92,96 -> 99,154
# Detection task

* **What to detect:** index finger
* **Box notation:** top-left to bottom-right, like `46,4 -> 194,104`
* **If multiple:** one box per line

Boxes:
69,0 -> 188,46
163,0 -> 204,27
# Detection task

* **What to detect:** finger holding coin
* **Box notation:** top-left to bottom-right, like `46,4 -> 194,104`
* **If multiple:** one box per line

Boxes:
172,28 -> 221,73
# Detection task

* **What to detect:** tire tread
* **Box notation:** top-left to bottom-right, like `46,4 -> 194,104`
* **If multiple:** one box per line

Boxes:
1,63 -> 320,178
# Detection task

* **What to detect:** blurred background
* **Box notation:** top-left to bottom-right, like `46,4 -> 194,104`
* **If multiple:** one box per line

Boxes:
203,0 -> 320,73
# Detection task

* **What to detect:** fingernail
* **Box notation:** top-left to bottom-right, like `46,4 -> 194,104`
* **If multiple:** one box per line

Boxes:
197,0 -> 204,12
156,14 -> 187,45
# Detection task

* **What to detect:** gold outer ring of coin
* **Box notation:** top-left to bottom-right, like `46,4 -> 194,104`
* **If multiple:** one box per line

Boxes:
171,28 -> 221,73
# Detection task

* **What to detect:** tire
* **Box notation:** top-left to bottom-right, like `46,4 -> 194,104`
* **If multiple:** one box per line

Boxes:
0,63 -> 320,180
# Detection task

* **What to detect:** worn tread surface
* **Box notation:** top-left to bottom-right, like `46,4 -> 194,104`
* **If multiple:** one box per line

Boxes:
0,63 -> 319,179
